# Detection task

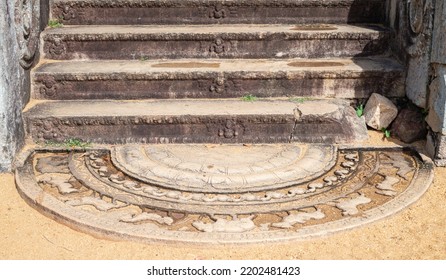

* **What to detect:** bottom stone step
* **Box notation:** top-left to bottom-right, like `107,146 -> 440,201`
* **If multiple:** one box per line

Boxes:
24,99 -> 367,144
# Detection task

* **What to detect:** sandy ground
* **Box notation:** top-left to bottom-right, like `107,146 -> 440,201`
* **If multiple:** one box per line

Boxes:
1,131 -> 445,260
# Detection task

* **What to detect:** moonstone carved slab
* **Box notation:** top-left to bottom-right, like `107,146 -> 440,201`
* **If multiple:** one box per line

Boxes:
112,144 -> 337,193
15,144 -> 434,244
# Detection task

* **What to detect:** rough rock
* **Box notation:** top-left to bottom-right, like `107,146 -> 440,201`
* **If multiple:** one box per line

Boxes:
363,93 -> 398,130
390,106 -> 427,143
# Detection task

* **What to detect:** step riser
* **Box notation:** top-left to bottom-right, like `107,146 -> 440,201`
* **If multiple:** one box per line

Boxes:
26,114 -> 361,144
33,73 -> 403,100
52,1 -> 386,25
42,34 -> 389,60
27,116 -> 295,144
24,100 -> 367,145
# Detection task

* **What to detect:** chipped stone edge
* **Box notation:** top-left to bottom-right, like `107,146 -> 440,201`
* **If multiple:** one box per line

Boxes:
15,146 -> 434,245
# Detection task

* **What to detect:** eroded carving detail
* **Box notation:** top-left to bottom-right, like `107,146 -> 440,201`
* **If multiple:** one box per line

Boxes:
61,5 -> 78,21
193,216 -> 256,233
66,196 -> 125,211
46,38 -> 67,58
218,120 -> 244,139
14,0 -> 40,69
33,119 -> 68,142
120,212 -> 174,225
335,193 -> 372,216
376,175 -> 399,197
408,0 -> 425,34
209,38 -> 228,54
406,0 -> 433,57
17,147 -> 433,243
209,3 -> 227,19
210,77 -> 226,93
39,77 -> 58,98
37,174 -> 78,194
272,209 -> 325,229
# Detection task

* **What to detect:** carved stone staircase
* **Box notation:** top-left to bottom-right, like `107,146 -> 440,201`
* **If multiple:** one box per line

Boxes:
15,0 -> 438,245
25,0 -> 403,144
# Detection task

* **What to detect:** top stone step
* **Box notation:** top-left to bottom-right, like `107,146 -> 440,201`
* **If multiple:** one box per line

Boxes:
52,0 -> 386,25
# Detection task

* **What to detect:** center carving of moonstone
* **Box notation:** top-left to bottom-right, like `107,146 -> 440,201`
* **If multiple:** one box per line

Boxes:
111,144 -> 337,194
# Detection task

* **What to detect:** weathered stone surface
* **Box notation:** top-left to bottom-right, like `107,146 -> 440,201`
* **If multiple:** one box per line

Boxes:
0,0 -> 38,171
390,106 -> 427,143
432,0 -> 446,64
15,146 -> 434,243
112,144 -> 337,193
292,100 -> 368,143
364,93 -> 398,130
427,131 -> 446,166
51,0 -> 386,25
405,0 -> 434,108
427,65 -> 446,134
32,58 -> 404,100
427,0 -> 446,166
41,24 -> 390,60
24,99 -> 367,144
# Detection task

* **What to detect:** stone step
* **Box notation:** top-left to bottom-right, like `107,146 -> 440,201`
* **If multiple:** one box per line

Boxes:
51,0 -> 386,25
42,24 -> 390,60
33,57 -> 404,100
24,99 -> 367,144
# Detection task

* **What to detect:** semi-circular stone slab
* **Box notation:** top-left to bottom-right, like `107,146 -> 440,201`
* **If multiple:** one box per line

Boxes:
15,145 -> 434,244
111,144 -> 337,193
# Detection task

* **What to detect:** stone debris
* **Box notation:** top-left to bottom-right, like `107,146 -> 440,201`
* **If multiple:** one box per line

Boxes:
390,106 -> 428,143
364,93 -> 398,130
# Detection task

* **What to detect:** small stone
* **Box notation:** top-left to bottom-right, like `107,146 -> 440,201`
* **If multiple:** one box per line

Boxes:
390,106 -> 428,143
364,93 -> 398,130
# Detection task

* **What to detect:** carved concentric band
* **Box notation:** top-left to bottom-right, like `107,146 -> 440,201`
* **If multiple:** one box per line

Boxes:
15,145 -> 434,244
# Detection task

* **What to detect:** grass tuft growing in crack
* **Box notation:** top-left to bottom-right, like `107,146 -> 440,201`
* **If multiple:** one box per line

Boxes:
381,128 -> 391,139
355,104 -> 364,117
45,138 -> 91,149
241,94 -> 258,102
48,19 -> 63,28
